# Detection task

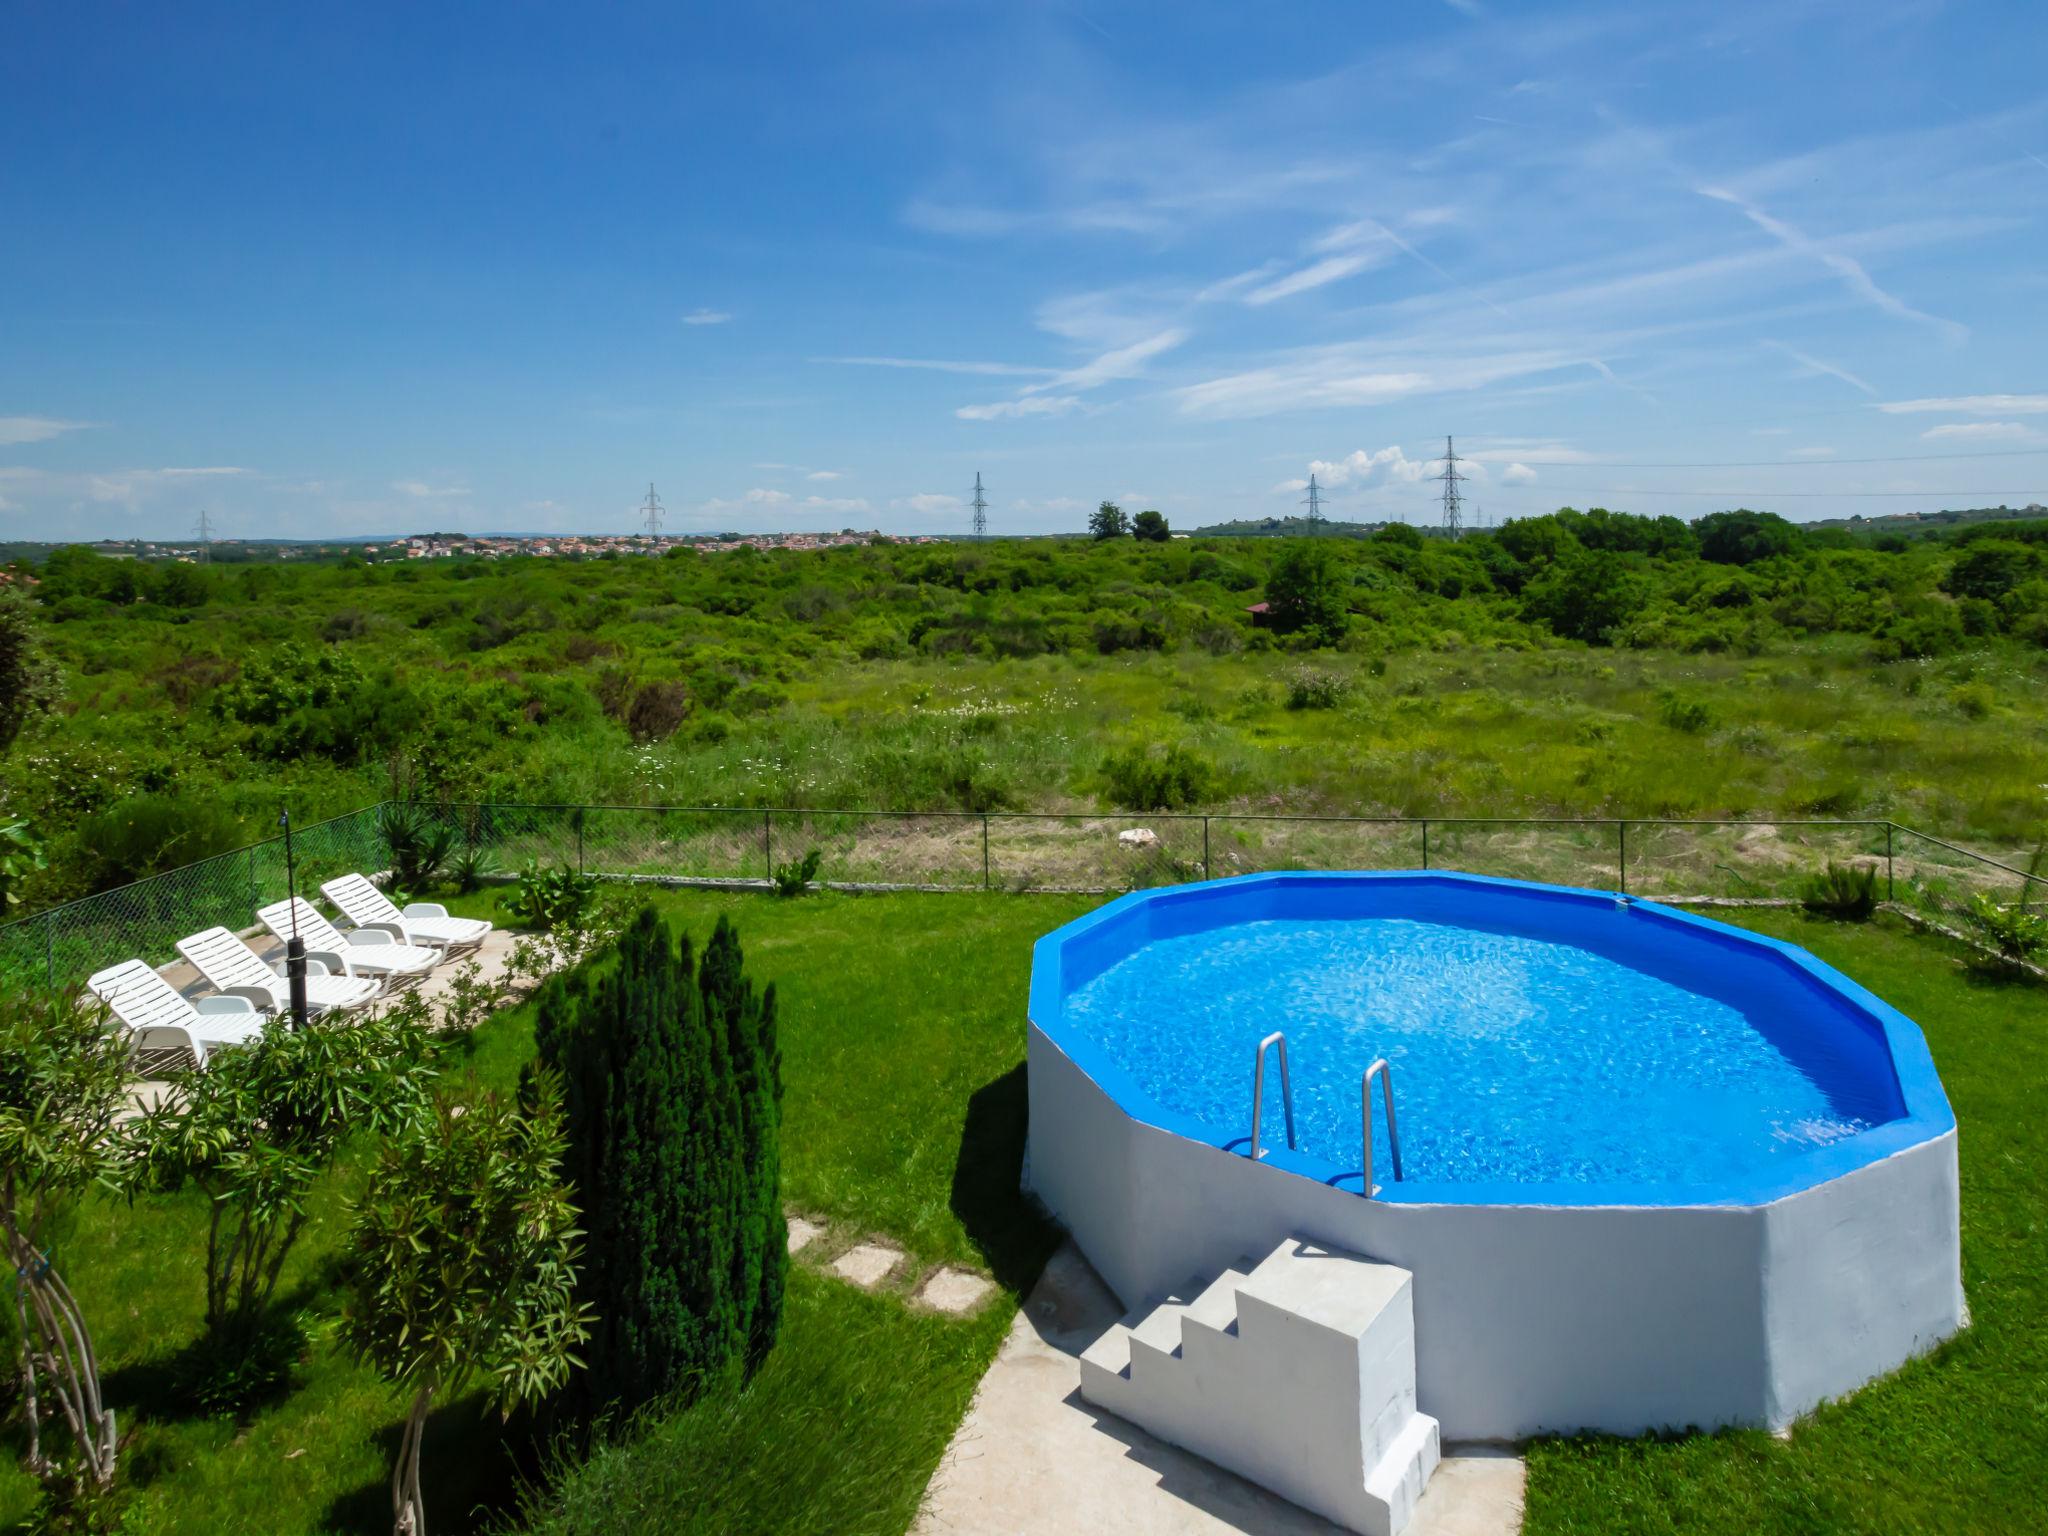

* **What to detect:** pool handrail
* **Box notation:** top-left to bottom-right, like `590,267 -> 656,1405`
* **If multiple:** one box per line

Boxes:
1361,1057 -> 1405,1196
1249,1030 -> 1295,1160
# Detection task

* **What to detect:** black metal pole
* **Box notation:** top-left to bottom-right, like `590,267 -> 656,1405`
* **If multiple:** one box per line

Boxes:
279,809 -> 308,1028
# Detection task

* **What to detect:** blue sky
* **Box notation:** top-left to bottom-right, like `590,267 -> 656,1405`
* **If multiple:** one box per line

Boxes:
3,0 -> 2046,540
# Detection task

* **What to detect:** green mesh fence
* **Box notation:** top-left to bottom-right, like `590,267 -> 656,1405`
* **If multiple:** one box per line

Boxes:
3,801 -> 2039,989
0,806 -> 388,992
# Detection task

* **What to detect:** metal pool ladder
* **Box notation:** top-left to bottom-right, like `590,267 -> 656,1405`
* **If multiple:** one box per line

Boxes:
1248,1031 -> 1295,1160
1361,1058 -> 1405,1197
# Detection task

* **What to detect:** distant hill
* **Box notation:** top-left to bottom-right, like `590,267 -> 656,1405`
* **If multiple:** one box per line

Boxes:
1808,504 -> 2048,537
1191,515 -> 1392,539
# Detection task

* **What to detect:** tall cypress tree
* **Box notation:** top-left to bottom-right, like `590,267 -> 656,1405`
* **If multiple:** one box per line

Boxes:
537,905 -> 760,1418
700,915 -> 786,1368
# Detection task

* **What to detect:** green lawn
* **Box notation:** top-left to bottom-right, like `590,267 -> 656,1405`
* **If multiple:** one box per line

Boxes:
0,890 -> 1090,1534
3,893 -> 2040,1533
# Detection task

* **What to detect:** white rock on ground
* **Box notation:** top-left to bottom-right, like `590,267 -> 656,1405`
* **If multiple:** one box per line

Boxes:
831,1242 -> 906,1289
917,1266 -> 997,1316
787,1216 -> 826,1254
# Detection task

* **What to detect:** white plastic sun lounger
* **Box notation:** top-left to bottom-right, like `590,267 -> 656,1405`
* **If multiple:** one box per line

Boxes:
255,897 -> 440,984
320,873 -> 492,954
87,958 -> 267,1070
175,926 -> 383,1018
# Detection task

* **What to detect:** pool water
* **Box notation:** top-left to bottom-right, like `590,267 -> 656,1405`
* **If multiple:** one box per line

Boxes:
1061,917 -> 1898,1191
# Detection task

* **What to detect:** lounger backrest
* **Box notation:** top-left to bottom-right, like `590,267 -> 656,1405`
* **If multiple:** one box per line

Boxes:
256,896 -> 347,953
87,958 -> 198,1034
322,873 -> 400,930
176,927 -> 274,993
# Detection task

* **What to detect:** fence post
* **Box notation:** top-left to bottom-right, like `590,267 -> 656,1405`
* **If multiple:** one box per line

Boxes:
1421,820 -> 1430,871
763,809 -> 773,878
1203,816 -> 1212,881
1618,820 -> 1628,894
1885,823 -> 1895,904
982,816 -> 991,890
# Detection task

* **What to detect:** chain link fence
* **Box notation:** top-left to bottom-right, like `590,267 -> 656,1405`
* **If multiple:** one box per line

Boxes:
2,799 -> 2041,990
0,806 -> 388,992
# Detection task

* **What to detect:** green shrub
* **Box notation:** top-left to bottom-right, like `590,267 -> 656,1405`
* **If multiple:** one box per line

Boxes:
1264,541 -> 1350,646
533,907 -> 784,1421
379,801 -> 456,890
772,848 -> 822,896
512,861 -> 600,931
1801,861 -> 1880,921
1963,892 -> 2045,968
1284,666 -> 1351,710
1655,691 -> 1715,734
72,792 -> 249,891
1102,744 -> 1214,811
1951,681 -> 1996,719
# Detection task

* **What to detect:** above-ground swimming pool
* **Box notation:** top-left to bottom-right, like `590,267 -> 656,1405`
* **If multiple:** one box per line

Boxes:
1026,871 -> 1963,1439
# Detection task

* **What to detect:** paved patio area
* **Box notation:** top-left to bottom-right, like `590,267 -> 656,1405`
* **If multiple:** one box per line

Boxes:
914,1242 -> 1524,1536
124,926 -> 524,1112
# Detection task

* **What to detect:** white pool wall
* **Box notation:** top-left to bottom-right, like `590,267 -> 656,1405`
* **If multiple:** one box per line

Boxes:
1026,1022 -> 1965,1440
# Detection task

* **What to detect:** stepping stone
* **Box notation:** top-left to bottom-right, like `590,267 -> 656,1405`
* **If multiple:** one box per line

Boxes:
831,1242 -> 905,1289
915,1266 -> 996,1315
787,1216 -> 824,1254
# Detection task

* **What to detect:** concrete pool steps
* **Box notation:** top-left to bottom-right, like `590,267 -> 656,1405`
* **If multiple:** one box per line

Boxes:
1078,1236 -> 1440,1536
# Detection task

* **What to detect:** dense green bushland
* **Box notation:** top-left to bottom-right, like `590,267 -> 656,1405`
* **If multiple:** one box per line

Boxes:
3,510 -> 2046,914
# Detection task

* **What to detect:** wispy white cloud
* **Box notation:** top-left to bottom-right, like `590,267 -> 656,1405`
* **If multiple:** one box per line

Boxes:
1500,462 -> 1538,484
392,480 -> 470,498
959,327 -> 1187,421
1877,393 -> 2048,415
1919,421 -> 2041,442
1762,340 -> 1874,395
1177,347 -> 1589,420
1459,439 -> 1596,465
1244,253 -> 1378,306
1036,328 -> 1188,392
817,355 -> 1058,377
681,308 -> 732,326
0,416 -> 96,446
955,396 -> 1086,421
896,492 -> 964,516
1787,445 -> 1838,458
753,462 -> 849,481
1698,186 -> 1967,343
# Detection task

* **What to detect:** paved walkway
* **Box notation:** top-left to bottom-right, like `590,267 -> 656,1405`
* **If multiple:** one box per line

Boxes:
914,1242 -> 1525,1536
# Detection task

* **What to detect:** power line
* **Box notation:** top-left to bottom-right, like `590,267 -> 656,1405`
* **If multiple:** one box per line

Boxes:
1437,435 -> 1465,538
971,472 -> 988,540
1518,447 -> 2048,470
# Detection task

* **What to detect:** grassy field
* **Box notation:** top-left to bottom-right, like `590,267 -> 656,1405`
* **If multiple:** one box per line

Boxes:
3,892 -> 2040,1533
9,530 -> 2048,923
